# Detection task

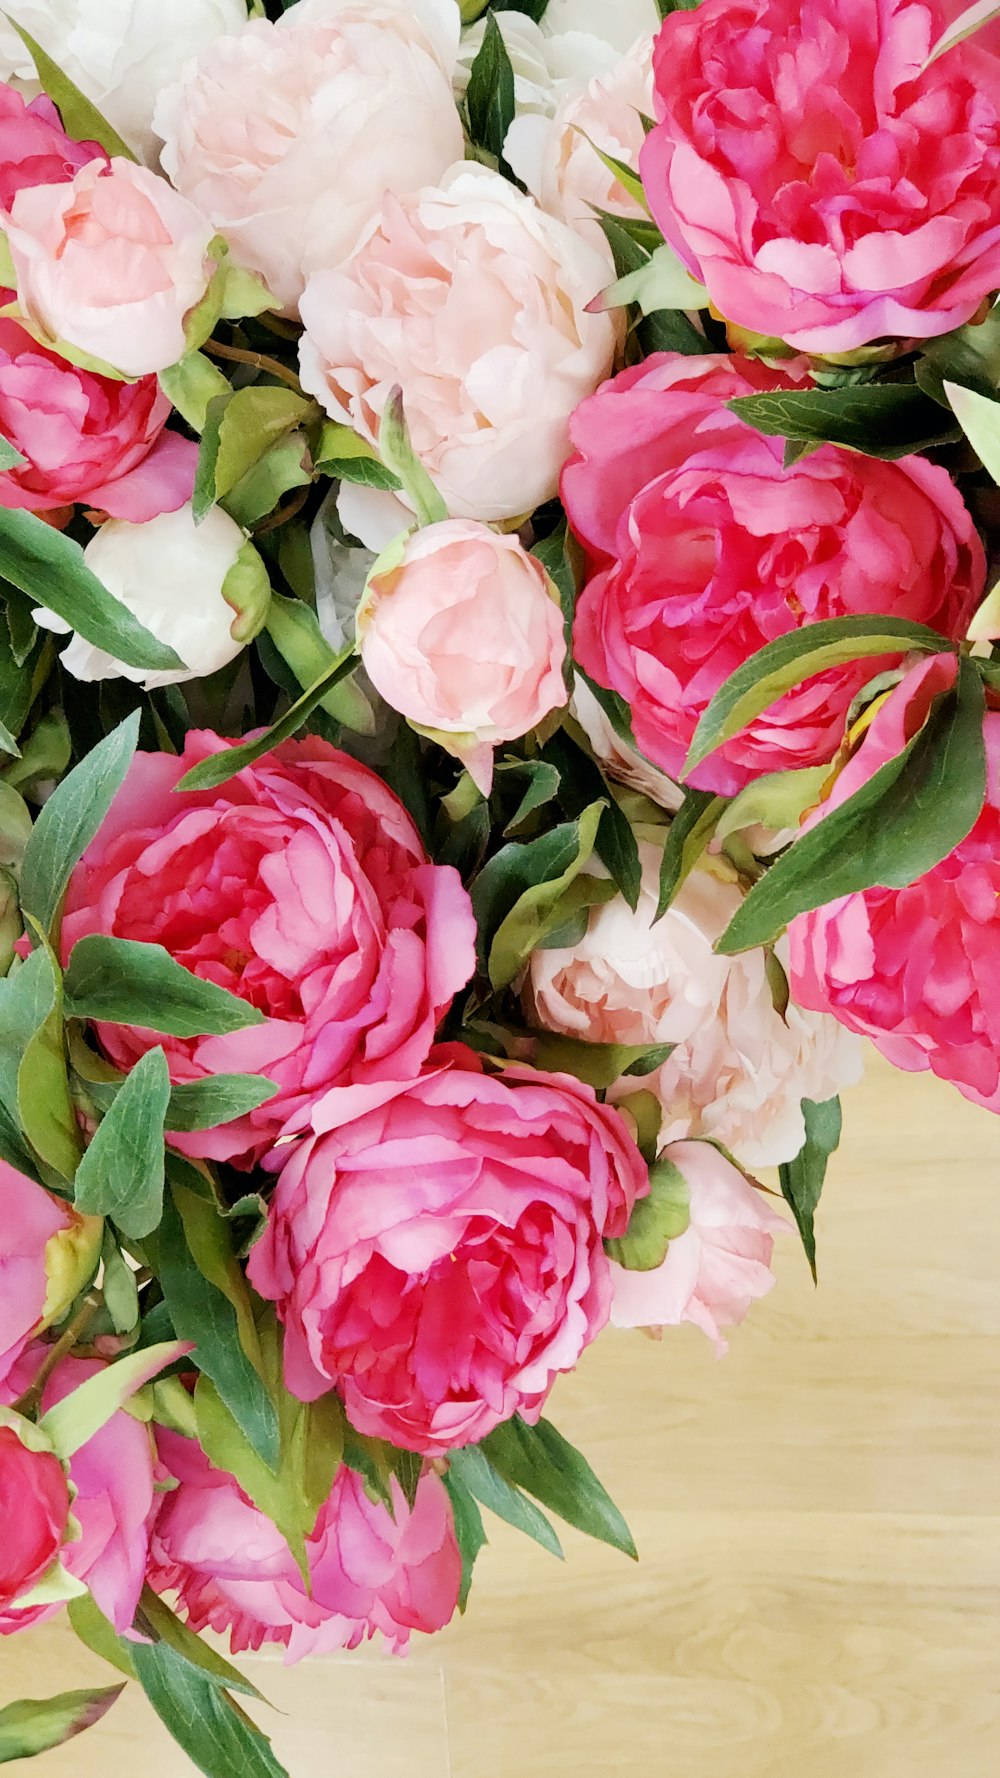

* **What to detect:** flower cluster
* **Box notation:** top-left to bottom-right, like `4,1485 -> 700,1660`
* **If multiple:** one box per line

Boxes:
1,0 -> 999,1767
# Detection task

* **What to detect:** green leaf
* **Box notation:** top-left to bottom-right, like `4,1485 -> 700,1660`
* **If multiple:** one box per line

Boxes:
0,435 -> 26,472
67,1593 -> 136,1679
100,1228 -> 140,1334
715,766 -> 830,843
481,1417 -> 637,1559
944,379 -> 1000,483
719,654 -> 987,952
727,383 -> 960,459
379,388 -> 447,526
529,1030 -> 673,1092
466,10 -> 516,162
313,421 -> 402,491
73,1047 -> 170,1238
135,1587 -> 266,1702
442,1469 -> 486,1612
129,1642 -> 288,1778
40,1341 -> 189,1458
5,19 -> 137,159
2,709 -> 70,793
605,1155 -> 690,1271
175,645 -> 357,791
597,242 -> 707,314
916,304 -> 1000,404
778,1096 -> 842,1280
544,729 -> 642,911
4,941 -> 81,1180
64,936 -> 266,1036
264,592 -> 370,727
656,791 -> 727,920
197,387 -> 314,523
0,509 -> 183,671
164,1073 -> 279,1134
497,758 -> 562,835
683,615 -> 955,779
657,1 -> 703,15
159,353 -> 232,434
448,1444 -> 563,1558
482,800 -> 605,989
0,1686 -> 125,1763
158,1175 -> 280,1470
192,392 -> 228,524
18,711 -> 139,939
223,436 -> 311,530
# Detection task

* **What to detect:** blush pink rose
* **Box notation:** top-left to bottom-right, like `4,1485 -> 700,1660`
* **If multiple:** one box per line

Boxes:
789,652 -> 1000,1114
0,308 -> 195,518
640,0 -> 1000,354
299,163 -> 617,524
0,1161 -> 102,1390
3,157 -> 215,377
358,520 -> 568,793
149,1430 -> 461,1659
0,1419 -> 70,1614
565,352 -> 984,795
154,0 -> 463,317
0,83 -> 105,206
61,733 -> 476,1167
0,1346 -> 155,1633
610,1140 -> 787,1353
248,1050 -> 649,1454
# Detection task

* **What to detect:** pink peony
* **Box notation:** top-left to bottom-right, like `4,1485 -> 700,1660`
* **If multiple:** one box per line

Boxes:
248,1052 -> 649,1454
358,520 -> 568,793
564,352 -> 984,795
528,844 -> 862,1168
610,1140 -> 787,1352
789,652 -> 1000,1113
149,1430 -> 461,1659
0,1160 -> 102,1390
3,157 -> 215,377
0,309 -> 195,519
0,83 -> 104,207
61,733 -> 476,1167
154,0 -> 464,317
640,0 -> 1000,354
0,1420 -> 70,1615
0,1346 -> 156,1633
299,163 -> 617,524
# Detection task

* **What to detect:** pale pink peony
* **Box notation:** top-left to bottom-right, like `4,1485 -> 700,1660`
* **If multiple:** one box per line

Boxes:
610,1140 -> 787,1353
565,352 -> 984,795
149,1430 -> 461,1659
2,157 -> 215,377
527,844 -> 862,1169
0,1346 -> 156,1633
154,0 -> 463,317
789,652 -> 1000,1113
0,310 -> 194,518
61,733 -> 476,1167
640,0 -> 1000,353
248,1051 -> 649,1454
358,520 -> 568,793
505,33 -> 654,246
0,1161 -> 102,1391
299,163 -> 617,524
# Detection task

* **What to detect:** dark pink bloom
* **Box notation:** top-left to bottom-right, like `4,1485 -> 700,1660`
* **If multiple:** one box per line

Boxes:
149,1430 -> 461,1659
0,1346 -> 155,1634
62,733 -> 477,1166
248,1051 -> 649,1454
641,0 -> 1000,352
565,352 -> 983,795
0,85 -> 105,209
789,653 -> 1000,1114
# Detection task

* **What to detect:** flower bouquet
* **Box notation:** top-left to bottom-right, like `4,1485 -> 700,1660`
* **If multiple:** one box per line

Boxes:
1,0 -> 999,1770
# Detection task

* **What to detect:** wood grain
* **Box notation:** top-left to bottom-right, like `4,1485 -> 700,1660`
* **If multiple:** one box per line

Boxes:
4,1052 -> 999,1776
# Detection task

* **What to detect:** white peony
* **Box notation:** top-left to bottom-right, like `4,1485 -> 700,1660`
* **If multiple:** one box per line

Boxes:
527,843 -> 863,1169
0,0 -> 248,164
34,504 -> 251,691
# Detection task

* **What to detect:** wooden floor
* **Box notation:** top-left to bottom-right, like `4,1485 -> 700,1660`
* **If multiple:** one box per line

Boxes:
4,1052 -> 999,1776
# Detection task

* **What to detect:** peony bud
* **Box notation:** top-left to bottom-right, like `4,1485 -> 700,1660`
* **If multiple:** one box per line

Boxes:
33,503 -> 260,690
